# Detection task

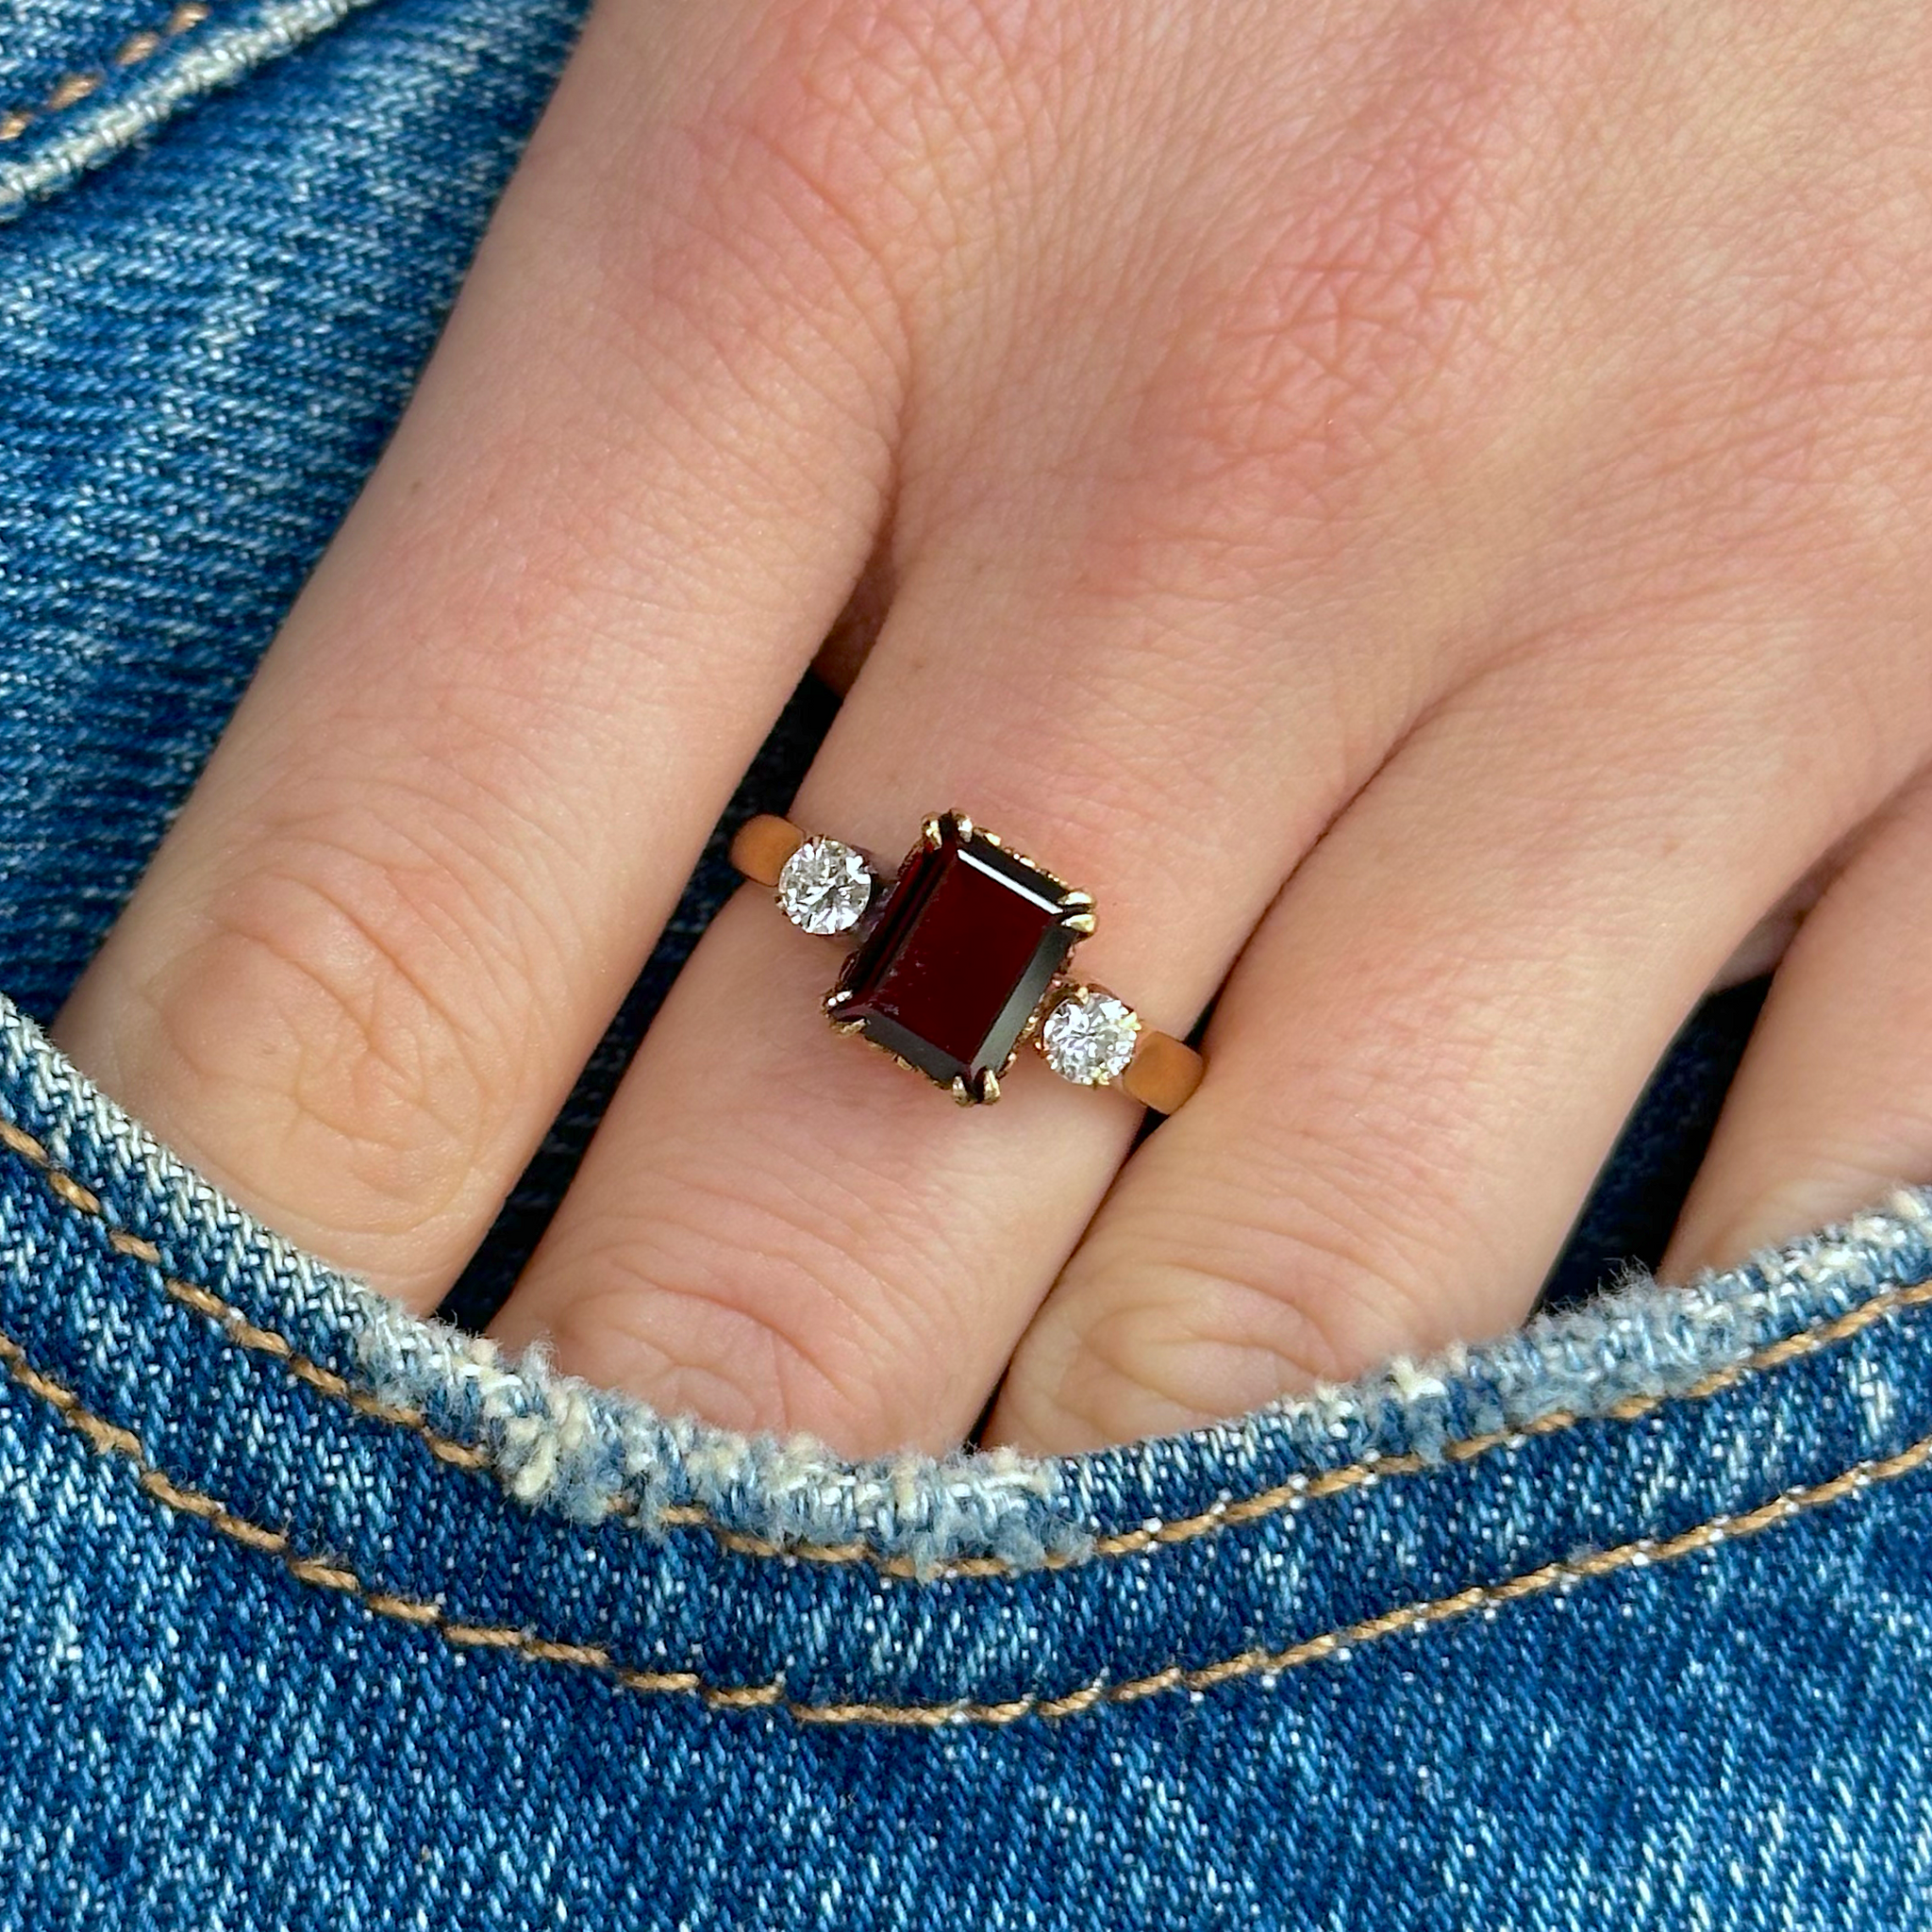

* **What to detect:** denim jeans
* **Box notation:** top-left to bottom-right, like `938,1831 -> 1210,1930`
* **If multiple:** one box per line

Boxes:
4,3 -> 1930,1927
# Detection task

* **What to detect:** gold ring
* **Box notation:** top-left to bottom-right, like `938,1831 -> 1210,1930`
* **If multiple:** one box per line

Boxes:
729,809 -> 1205,1113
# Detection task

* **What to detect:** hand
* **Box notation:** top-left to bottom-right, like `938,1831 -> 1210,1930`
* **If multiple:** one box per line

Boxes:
54,0 -> 1932,1455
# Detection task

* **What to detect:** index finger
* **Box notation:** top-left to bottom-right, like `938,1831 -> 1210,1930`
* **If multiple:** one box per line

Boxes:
53,0 -> 909,1304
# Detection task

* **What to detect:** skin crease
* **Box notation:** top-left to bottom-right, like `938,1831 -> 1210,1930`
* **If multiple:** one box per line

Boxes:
50,0 -> 1932,1455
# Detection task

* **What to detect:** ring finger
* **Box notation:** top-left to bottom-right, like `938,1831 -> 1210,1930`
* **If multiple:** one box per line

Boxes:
485,379 -> 1513,1455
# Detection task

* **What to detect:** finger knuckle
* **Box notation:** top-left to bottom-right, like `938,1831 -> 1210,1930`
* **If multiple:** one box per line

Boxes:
1039,1135 -> 1492,1446
539,1161 -> 961,1454
1100,8 -> 1549,586
1625,263 -> 1932,616
672,0 -> 1045,329
130,825 -> 523,1257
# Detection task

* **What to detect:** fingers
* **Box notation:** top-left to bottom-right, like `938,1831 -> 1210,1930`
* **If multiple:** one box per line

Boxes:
479,0 -> 1557,1454
1659,770 -> 1932,1280
985,631 -> 1917,1454
484,539 -> 1384,1454
52,0 -> 911,1306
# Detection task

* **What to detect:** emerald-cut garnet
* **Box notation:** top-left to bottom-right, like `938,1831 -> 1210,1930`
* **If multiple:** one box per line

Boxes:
834,815 -> 1078,1097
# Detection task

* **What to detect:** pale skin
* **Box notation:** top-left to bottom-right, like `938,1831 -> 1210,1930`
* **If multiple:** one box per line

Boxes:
51,0 -> 1932,1457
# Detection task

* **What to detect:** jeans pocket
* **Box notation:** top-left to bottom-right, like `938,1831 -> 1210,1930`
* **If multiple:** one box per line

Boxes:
2,0 -> 409,217
1,988 -> 1929,1930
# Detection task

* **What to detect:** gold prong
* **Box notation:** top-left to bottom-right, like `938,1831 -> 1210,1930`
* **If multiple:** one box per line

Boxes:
833,1019 -> 866,1036
953,811 -> 974,843
1060,911 -> 1097,935
975,1067 -> 1001,1104
922,815 -> 944,849
1028,985 -> 1076,1058
1058,890 -> 1093,911
951,1074 -> 975,1107
981,830 -> 1002,846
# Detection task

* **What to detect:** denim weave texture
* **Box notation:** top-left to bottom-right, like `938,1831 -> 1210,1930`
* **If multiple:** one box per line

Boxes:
0,0 -> 1929,1926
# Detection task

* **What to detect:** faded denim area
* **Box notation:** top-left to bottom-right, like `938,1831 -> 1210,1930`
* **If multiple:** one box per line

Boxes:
3,0 -> 1932,1927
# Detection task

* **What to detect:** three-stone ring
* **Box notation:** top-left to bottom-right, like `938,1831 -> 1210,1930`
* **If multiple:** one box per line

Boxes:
729,809 -> 1205,1113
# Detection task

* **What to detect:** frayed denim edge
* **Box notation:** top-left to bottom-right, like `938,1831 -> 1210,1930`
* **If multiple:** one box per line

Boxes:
6,990 -> 1932,1574
358,1308 -> 1078,1570
352,1190 -> 1932,1571
0,0 -> 389,221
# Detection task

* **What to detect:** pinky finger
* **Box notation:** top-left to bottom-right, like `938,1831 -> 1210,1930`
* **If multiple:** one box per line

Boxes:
1662,769 -> 1932,1280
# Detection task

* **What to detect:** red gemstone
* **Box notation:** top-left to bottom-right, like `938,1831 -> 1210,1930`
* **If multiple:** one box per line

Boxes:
835,816 -> 1078,1095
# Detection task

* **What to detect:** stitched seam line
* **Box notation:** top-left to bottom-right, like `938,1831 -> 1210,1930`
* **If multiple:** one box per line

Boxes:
1,1314 -> 1921,1728
0,1123 -> 492,1474
5,1115 -> 1928,1579
0,2 -> 212,143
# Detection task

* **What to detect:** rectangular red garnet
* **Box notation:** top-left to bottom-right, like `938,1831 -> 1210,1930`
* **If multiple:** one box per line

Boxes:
834,813 -> 1079,1096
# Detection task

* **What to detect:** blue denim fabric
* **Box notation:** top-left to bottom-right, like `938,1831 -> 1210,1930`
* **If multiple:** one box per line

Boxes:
3,2 -> 1931,1926
7,998 -> 1932,1930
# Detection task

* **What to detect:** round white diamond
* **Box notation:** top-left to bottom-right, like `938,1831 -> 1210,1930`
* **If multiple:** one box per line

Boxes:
1041,990 -> 1140,1086
777,837 -> 873,935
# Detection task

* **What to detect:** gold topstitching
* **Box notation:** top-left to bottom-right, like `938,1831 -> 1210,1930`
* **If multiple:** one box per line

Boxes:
0,1312 -> 1922,1727
0,2 -> 212,143
3,1112 -> 1927,1580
